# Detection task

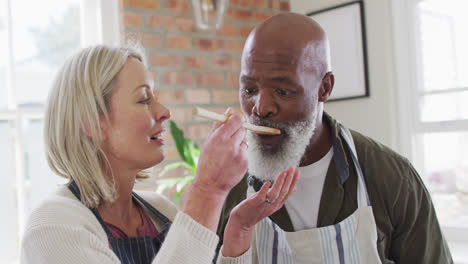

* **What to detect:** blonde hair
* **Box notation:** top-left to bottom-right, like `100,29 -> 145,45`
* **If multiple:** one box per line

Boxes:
44,44 -> 149,208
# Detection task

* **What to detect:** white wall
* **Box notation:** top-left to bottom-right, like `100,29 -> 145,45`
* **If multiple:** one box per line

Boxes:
290,0 -> 402,153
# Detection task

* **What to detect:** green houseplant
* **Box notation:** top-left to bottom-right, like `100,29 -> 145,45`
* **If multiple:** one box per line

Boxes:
156,120 -> 200,205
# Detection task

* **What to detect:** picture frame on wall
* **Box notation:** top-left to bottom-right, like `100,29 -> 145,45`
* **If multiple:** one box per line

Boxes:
307,1 -> 370,101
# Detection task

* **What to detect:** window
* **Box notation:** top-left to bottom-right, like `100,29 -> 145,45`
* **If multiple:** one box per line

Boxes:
393,0 -> 468,261
0,0 -> 119,263
413,0 -> 468,230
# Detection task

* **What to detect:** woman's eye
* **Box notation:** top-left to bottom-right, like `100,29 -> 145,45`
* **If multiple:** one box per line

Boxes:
139,98 -> 150,104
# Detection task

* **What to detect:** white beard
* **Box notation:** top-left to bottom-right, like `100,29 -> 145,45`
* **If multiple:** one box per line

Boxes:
246,102 -> 319,182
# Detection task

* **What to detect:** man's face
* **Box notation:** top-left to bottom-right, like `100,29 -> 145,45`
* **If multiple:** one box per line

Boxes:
240,38 -> 322,180
239,41 -> 321,149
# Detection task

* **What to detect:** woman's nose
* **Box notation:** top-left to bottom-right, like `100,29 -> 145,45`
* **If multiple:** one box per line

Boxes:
153,102 -> 171,123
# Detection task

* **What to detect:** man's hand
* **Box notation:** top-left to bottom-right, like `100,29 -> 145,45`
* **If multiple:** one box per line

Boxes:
222,166 -> 300,257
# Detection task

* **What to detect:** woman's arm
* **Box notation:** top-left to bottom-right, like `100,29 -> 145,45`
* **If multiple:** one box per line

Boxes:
183,109 -> 248,232
21,224 -> 120,264
21,213 -> 220,264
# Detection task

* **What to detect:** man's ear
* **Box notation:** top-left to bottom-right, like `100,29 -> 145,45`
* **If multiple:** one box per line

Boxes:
318,72 -> 334,102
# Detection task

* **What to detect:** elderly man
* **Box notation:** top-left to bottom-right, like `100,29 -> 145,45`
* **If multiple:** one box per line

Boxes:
216,12 -> 452,264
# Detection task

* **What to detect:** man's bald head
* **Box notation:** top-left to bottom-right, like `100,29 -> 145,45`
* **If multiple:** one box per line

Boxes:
242,12 -> 331,78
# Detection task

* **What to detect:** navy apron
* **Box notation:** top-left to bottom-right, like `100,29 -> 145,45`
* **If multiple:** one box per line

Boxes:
68,182 -> 171,264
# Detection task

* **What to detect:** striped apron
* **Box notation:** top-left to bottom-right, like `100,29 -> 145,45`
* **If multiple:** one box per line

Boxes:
68,182 -> 171,264
249,126 -> 381,264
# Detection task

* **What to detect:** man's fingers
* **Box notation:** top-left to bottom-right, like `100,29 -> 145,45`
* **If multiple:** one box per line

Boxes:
277,167 -> 295,202
248,181 -> 270,206
278,169 -> 300,205
267,170 -> 287,202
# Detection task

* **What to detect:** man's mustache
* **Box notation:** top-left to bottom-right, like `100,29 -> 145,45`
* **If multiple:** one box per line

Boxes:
249,118 -> 291,131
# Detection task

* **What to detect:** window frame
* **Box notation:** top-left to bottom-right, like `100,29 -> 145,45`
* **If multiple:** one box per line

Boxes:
0,0 -> 119,262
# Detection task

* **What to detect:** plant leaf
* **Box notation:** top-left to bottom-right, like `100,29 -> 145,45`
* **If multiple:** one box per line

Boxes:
159,161 -> 192,177
169,120 -> 187,162
156,175 -> 195,193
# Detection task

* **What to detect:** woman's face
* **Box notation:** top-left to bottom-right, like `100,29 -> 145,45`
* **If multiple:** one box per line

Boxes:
100,57 -> 170,171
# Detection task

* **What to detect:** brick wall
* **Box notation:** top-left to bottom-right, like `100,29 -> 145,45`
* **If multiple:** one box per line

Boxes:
120,0 -> 290,187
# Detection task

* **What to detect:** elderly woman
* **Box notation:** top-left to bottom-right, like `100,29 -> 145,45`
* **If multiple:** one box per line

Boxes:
20,44 -> 299,264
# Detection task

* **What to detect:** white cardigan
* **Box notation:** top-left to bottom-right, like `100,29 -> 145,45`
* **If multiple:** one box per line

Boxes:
20,185 -> 219,264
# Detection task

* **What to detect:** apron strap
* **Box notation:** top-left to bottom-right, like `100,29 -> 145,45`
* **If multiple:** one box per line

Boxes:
68,181 -> 114,237
338,125 -> 371,207
68,181 -> 172,237
132,192 -> 172,225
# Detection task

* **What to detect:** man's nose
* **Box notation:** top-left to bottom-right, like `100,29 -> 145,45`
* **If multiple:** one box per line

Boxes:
252,91 -> 277,119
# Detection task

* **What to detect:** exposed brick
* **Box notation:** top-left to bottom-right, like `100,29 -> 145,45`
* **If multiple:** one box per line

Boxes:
189,124 -> 212,140
218,23 -> 239,37
195,39 -> 214,51
185,55 -> 207,68
233,57 -> 241,70
186,89 -> 211,104
212,90 -> 239,104
210,55 -> 238,70
150,71 -> 158,83
140,33 -> 162,49
226,7 -> 253,21
167,34 -> 192,49
224,40 -> 245,53
122,0 -> 159,10
195,38 -> 224,51
165,0 -> 191,14
254,11 -> 275,23
162,71 -> 194,86
231,0 -> 267,8
227,72 -> 240,88
150,52 -> 181,67
197,72 -> 224,87
122,12 -> 143,27
157,90 -> 185,104
270,0 -> 281,10
147,14 -> 174,29
119,0 -> 289,200
175,17 -> 196,32
169,107 -> 193,122
280,1 -> 290,11
240,26 -> 254,38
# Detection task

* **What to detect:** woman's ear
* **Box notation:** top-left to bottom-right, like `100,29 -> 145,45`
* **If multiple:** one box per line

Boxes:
80,121 -> 93,138
318,72 -> 334,102
98,117 -> 108,141
80,117 -> 107,141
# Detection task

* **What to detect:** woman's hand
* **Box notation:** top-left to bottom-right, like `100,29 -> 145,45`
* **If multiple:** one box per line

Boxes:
222,166 -> 300,257
183,108 -> 248,232
193,108 -> 248,196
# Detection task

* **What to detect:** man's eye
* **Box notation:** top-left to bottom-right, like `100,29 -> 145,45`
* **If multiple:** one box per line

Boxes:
244,87 -> 256,95
276,88 -> 288,96
276,88 -> 296,97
